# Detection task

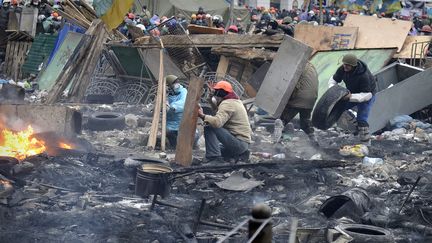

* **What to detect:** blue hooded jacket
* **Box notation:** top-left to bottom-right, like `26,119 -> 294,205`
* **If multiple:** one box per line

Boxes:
167,85 -> 187,131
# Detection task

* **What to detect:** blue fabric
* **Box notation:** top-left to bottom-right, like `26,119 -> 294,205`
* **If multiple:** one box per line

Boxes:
344,96 -> 376,127
166,85 -> 187,131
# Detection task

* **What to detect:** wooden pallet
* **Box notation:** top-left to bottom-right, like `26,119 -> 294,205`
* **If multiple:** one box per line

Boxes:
4,41 -> 32,80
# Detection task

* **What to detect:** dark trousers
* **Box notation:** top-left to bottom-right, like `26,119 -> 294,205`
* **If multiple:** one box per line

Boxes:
204,126 -> 249,159
167,130 -> 199,149
280,107 -> 314,135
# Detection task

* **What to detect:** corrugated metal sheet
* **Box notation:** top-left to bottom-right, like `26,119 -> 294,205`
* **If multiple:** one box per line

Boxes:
21,33 -> 58,76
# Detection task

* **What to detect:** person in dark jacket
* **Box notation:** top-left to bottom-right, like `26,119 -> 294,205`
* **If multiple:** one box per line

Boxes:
328,54 -> 377,142
278,16 -> 295,37
280,62 -> 318,143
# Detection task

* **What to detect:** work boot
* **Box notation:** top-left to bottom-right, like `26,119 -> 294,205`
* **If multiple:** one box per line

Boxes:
358,126 -> 370,142
235,150 -> 250,163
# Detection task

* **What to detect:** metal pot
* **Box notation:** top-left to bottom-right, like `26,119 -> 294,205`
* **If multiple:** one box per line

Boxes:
135,163 -> 174,198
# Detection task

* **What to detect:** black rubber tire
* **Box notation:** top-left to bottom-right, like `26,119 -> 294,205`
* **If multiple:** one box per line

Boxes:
312,85 -> 350,130
85,94 -> 114,104
87,112 -> 126,131
338,224 -> 394,243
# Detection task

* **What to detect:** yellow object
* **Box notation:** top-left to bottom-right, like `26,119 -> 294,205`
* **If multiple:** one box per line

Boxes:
339,144 -> 369,157
100,0 -> 135,30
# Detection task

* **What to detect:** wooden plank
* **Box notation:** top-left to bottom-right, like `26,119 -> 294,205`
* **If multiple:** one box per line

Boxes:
45,35 -> 92,104
4,42 -> 11,77
160,49 -> 167,152
187,25 -> 224,35
7,12 -> 19,30
142,49 -> 163,150
69,20 -> 108,102
12,42 -> 19,80
212,47 -> 276,61
130,34 -> 285,48
343,14 -> 412,52
393,36 -> 432,59
139,48 -> 186,80
255,36 -> 313,118
294,25 -> 358,51
175,76 -> 204,167
216,55 -> 230,75
19,7 -> 38,37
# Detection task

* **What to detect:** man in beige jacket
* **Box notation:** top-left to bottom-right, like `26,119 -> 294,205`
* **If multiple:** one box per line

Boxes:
198,81 -> 252,162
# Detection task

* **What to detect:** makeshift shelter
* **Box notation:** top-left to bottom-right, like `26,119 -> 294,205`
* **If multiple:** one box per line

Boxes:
147,0 -> 250,26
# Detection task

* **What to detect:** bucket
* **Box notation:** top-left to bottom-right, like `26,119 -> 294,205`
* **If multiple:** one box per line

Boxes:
135,163 -> 173,198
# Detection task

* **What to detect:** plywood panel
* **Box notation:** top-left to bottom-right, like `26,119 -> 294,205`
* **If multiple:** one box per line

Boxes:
255,36 -> 313,118
294,25 -> 358,51
343,14 -> 411,52
138,48 -> 186,81
393,36 -> 432,59
187,24 -> 224,34
19,7 -> 38,37
37,32 -> 84,91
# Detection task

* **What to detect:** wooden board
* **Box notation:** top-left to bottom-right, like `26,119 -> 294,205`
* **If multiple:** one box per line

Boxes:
187,24 -> 224,35
175,76 -> 204,167
294,25 -> 358,51
37,32 -> 84,91
393,36 -> 432,59
130,34 -> 284,48
4,41 -> 32,80
19,7 -> 38,37
139,48 -> 186,81
343,14 -> 412,52
255,36 -> 313,118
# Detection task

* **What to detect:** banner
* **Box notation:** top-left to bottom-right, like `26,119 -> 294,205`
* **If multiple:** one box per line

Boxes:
334,0 -> 402,13
93,0 -> 135,29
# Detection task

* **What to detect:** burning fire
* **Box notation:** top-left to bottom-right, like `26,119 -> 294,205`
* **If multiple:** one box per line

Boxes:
0,125 -> 46,160
59,142 -> 72,150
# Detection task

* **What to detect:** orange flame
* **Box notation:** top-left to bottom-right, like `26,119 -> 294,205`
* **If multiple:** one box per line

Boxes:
0,125 -> 46,161
59,142 -> 73,150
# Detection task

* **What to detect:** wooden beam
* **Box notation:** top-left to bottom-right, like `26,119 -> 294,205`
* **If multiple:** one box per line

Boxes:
216,55 -> 230,75
175,76 -> 204,167
212,47 -> 276,61
111,34 -> 284,48
69,20 -> 108,102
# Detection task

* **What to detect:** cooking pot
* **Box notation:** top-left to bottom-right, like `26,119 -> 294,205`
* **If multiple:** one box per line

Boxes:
135,163 -> 174,198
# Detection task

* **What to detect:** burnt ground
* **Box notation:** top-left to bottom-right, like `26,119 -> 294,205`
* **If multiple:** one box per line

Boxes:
1,118 -> 432,242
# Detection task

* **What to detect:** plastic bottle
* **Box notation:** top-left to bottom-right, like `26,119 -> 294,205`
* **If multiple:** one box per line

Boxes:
273,119 -> 284,143
362,156 -> 384,166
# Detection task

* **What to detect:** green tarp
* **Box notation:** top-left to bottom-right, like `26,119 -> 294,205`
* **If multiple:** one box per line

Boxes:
110,46 -> 152,79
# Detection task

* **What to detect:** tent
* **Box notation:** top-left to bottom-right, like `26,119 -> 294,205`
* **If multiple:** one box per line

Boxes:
133,0 -> 250,26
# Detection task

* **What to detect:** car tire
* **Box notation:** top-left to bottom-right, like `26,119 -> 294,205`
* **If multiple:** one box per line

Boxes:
87,112 -> 126,131
312,85 -> 350,130
338,224 -> 394,243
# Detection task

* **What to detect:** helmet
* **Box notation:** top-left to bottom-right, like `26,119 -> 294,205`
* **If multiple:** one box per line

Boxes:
165,75 -> 178,85
196,14 -> 202,20
212,15 -> 223,23
228,25 -> 238,33
205,14 -> 211,19
282,16 -> 292,24
191,14 -> 196,19
342,54 -> 358,67
213,81 -> 233,93
421,25 -> 432,33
